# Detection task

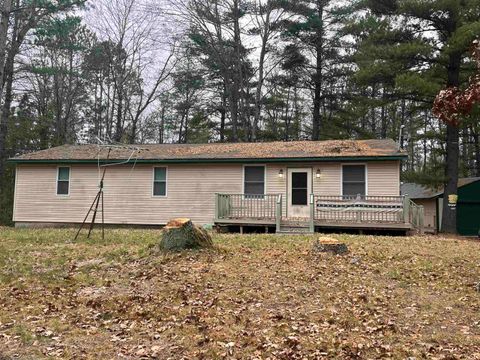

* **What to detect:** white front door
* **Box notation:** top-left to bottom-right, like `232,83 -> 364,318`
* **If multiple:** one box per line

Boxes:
287,168 -> 312,218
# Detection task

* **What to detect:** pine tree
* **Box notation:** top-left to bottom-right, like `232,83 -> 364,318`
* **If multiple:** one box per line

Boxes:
353,0 -> 480,233
281,0 -> 344,140
0,0 -> 86,182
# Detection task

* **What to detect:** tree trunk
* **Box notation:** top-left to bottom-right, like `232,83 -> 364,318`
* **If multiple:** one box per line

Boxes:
228,81 -> 239,142
380,105 -> 387,138
114,89 -> 124,142
472,125 -> 480,177
218,82 -> 227,142
252,6 -> 270,142
312,3 -> 324,141
312,237 -> 348,255
441,52 -> 461,233
0,8 -> 18,183
423,111 -> 428,170
159,106 -> 165,144
0,46 -> 15,182
158,218 -> 213,251
0,0 -> 12,98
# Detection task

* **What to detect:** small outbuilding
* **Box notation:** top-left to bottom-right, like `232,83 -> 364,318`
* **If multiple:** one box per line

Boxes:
401,178 -> 480,235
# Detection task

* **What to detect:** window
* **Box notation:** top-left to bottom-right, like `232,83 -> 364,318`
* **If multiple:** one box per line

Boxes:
291,172 -> 308,205
244,165 -> 265,198
342,165 -> 366,196
57,167 -> 70,195
153,167 -> 167,196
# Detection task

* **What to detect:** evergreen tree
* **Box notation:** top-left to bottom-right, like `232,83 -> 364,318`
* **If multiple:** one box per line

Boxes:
352,0 -> 480,233
281,0 -> 345,140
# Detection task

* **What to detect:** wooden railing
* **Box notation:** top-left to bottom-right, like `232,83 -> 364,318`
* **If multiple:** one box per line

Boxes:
313,195 -> 406,224
215,193 -> 425,232
276,194 -> 282,232
215,193 -> 280,221
408,200 -> 425,233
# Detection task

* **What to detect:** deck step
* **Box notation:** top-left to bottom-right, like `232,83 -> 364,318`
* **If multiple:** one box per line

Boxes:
277,225 -> 313,234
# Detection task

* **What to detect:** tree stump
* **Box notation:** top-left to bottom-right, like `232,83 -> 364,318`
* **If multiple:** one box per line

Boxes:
158,218 -> 213,251
312,237 -> 348,255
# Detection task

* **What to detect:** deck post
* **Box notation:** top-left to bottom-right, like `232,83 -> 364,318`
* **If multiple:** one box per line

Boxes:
276,195 -> 282,233
356,194 -> 361,223
309,194 -> 315,233
403,196 -> 410,224
419,205 -> 425,234
214,193 -> 219,220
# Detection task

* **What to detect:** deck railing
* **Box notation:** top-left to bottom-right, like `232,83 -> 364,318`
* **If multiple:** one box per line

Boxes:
408,200 -> 425,232
313,195 -> 406,224
215,193 -> 424,232
215,193 -> 280,221
276,194 -> 282,232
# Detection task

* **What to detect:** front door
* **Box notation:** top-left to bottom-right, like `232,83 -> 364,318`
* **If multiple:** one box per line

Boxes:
287,168 -> 312,218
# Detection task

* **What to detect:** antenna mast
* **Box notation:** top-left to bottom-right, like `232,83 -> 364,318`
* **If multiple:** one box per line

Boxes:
73,141 -> 147,241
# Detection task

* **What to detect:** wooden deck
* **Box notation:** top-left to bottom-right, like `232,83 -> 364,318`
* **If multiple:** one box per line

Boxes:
214,194 -> 424,233
214,218 -> 412,230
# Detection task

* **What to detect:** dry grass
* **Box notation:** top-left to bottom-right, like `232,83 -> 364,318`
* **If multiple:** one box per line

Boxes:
0,227 -> 480,359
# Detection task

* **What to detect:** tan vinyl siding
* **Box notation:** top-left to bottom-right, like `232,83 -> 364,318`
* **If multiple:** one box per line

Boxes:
14,160 -> 401,225
314,163 -> 342,195
367,161 -> 400,196
14,164 -> 242,225
266,164 -> 287,214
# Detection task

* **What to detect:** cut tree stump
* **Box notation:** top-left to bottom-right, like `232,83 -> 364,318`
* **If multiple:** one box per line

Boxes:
312,237 -> 348,255
158,218 -> 213,251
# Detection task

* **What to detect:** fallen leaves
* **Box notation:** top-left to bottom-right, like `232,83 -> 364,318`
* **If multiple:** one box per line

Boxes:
0,230 -> 480,358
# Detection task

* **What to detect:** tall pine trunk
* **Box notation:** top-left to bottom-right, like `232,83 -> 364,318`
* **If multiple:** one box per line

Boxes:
114,88 -> 124,142
441,51 -> 461,233
219,82 -> 227,142
472,125 -> 480,177
0,7 -> 17,183
312,2 -> 324,141
0,0 -> 12,184
0,0 -> 12,98
252,6 -> 270,142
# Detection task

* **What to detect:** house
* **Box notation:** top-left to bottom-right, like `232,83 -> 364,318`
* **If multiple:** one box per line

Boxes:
401,178 -> 480,236
9,139 -> 422,233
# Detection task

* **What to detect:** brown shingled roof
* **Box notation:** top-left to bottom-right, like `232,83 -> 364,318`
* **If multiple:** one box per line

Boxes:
10,139 -> 406,162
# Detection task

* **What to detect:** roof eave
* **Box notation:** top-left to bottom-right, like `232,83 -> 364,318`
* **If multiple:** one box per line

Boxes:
9,155 -> 408,164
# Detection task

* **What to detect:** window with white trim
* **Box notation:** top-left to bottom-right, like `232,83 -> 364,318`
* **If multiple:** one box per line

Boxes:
342,165 -> 366,196
153,167 -> 167,196
244,165 -> 265,198
57,167 -> 70,195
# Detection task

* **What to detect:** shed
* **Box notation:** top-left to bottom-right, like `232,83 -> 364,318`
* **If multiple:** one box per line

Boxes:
401,178 -> 480,235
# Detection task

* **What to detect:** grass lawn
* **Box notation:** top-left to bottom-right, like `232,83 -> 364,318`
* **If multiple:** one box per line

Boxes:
0,228 -> 479,359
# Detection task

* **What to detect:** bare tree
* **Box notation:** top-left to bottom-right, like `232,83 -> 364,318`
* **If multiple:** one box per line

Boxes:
0,0 -> 85,181
250,0 -> 288,141
87,0 -> 176,143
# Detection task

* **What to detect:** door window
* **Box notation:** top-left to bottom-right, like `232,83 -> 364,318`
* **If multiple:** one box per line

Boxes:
291,172 -> 308,205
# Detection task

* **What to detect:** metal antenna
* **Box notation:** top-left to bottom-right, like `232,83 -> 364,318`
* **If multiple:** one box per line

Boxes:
73,142 -> 149,241
74,148 -> 111,241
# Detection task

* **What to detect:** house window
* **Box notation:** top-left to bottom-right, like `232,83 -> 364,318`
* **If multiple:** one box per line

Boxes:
244,165 -> 265,198
153,167 -> 167,196
342,165 -> 366,196
57,167 -> 70,195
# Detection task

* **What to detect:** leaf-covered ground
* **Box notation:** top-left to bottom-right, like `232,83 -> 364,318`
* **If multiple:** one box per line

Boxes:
0,228 -> 479,359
